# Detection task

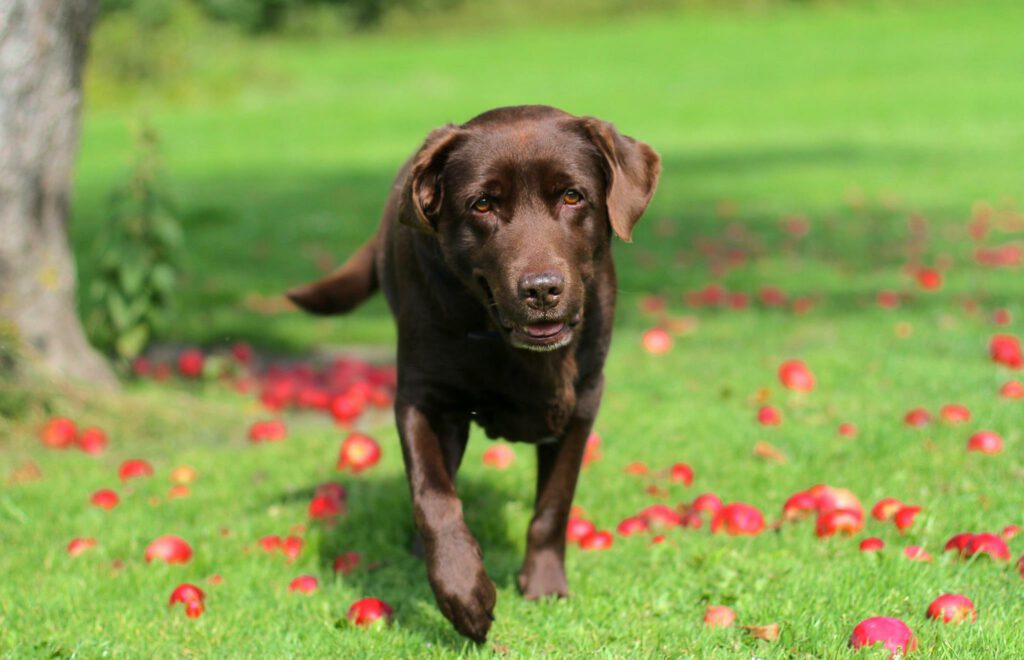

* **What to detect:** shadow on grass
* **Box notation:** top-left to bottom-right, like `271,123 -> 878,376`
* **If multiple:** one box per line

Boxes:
276,471 -> 532,649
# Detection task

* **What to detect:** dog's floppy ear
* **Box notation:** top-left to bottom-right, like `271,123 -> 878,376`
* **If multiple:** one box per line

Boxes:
402,124 -> 462,232
580,118 -> 661,242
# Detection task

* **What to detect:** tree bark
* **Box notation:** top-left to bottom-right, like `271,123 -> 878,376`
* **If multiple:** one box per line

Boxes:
0,0 -> 116,388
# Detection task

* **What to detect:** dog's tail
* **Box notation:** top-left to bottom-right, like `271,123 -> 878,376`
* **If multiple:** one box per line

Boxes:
286,235 -> 379,316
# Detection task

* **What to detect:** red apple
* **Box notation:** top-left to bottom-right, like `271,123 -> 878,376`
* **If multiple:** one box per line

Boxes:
916,268 -> 942,290
893,506 -> 922,533
639,504 -> 683,529
939,404 -> 971,424
877,290 -> 901,308
816,509 -> 864,538
119,458 -> 154,481
248,420 -> 287,443
309,495 -> 344,520
904,546 -> 932,562
904,408 -> 931,427
167,485 -> 190,499
67,537 -> 97,556
849,617 -> 918,654
871,498 -> 903,521
944,533 -> 975,557
566,518 -> 596,544
347,598 -> 393,626
315,481 -> 346,502
964,533 -> 1010,560
757,405 -> 782,426
778,360 -> 815,392
40,417 -> 76,449
704,605 -> 736,628
169,583 -> 205,606
289,575 -> 318,593
642,328 -> 672,354
691,493 -> 723,517
482,444 -> 515,469
282,535 -> 303,561
579,530 -> 614,550
1002,525 -> 1020,540
990,334 -> 1022,368
993,308 -> 1012,325
184,601 -> 204,618
616,516 -> 649,537
178,348 -> 205,378
337,433 -> 381,473
782,491 -> 818,520
145,535 -> 192,564
967,430 -> 1003,454
926,594 -> 976,624
624,461 -> 649,475
838,422 -> 858,437
90,489 -> 119,510
811,485 -> 863,517
259,535 -> 282,553
329,392 -> 365,424
860,537 -> 885,552
231,342 -> 252,364
1000,380 -> 1024,399
333,551 -> 361,575
711,503 -> 765,536
77,427 -> 108,454
669,462 -> 694,485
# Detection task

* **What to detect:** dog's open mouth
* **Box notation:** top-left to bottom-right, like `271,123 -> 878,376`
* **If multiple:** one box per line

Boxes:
477,277 -> 580,352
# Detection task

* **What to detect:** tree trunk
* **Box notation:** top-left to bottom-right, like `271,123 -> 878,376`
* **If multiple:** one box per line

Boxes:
0,0 -> 116,388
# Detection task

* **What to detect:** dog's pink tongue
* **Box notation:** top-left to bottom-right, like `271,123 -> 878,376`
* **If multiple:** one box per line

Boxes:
525,322 -> 564,338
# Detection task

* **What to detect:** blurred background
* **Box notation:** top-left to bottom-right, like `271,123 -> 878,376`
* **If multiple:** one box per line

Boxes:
72,0 -> 1023,359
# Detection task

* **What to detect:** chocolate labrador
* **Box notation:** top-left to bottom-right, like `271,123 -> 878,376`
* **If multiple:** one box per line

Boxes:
287,105 -> 660,642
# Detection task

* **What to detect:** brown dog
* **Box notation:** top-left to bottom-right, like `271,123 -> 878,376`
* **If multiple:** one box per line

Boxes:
287,105 -> 659,642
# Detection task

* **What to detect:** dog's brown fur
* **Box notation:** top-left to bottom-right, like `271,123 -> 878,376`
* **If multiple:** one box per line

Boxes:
288,105 -> 660,642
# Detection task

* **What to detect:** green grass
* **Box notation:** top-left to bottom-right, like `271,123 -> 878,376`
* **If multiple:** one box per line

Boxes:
3,0 -> 1024,656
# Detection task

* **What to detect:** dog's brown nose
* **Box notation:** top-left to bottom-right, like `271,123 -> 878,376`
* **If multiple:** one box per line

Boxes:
518,271 -> 564,310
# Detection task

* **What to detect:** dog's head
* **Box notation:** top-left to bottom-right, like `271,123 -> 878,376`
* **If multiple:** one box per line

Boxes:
406,106 -> 660,351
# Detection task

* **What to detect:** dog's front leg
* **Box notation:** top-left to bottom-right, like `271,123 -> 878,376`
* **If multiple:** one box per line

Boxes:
395,400 -> 495,642
518,376 -> 603,600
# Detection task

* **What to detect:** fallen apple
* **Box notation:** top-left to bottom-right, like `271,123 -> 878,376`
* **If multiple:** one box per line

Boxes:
871,498 -> 903,521
778,360 -> 815,392
916,267 -> 942,290
289,575 -> 318,593
333,551 -> 361,575
782,491 -> 818,520
40,417 -> 76,449
757,405 -> 782,426
926,594 -> 976,624
259,535 -> 282,553
169,583 -> 205,606
77,427 -> 108,454
893,505 -> 922,533
669,462 -> 694,486
67,537 -> 97,556
838,422 -> 858,437
967,430 -> 1004,454
704,605 -> 736,629
939,404 -> 971,424
482,444 -> 515,469
616,516 -> 649,537
690,493 -> 723,517
579,530 -> 614,550
347,598 -> 393,627
849,617 -> 918,654
904,408 -> 931,427
90,489 -> 119,510
903,545 -> 932,562
642,327 -> 672,354
145,535 -> 192,564
816,509 -> 864,538
178,348 -> 205,379
860,537 -> 885,552
248,420 -> 287,443
624,461 -> 649,475
566,518 -> 596,544
119,458 -> 154,481
944,533 -> 975,556
963,533 -> 1010,560
282,535 -> 303,561
309,495 -> 344,520
337,433 -> 381,473
990,334 -> 1022,368
1000,380 -> 1024,399
638,504 -> 683,529
711,503 -> 765,536
1002,525 -> 1020,540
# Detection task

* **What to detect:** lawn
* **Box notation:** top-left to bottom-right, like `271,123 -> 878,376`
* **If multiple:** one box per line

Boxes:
3,0 -> 1024,656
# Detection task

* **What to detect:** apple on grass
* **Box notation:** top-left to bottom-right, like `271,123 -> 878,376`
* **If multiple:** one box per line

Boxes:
926,594 -> 976,624
90,489 -> 119,510
145,536 -> 192,564
347,598 -> 393,627
337,433 -> 381,473
849,617 -> 917,654
40,417 -> 76,449
704,605 -> 736,628
289,575 -> 318,593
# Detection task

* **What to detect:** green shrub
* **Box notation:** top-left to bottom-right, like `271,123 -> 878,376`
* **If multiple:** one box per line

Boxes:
87,126 -> 183,370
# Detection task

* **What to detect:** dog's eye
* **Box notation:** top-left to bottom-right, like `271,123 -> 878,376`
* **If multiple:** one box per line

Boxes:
562,189 -> 582,205
472,196 -> 493,214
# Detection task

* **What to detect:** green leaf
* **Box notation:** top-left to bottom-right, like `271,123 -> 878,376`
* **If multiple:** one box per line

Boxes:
115,324 -> 149,360
150,264 -> 176,294
106,293 -> 130,330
